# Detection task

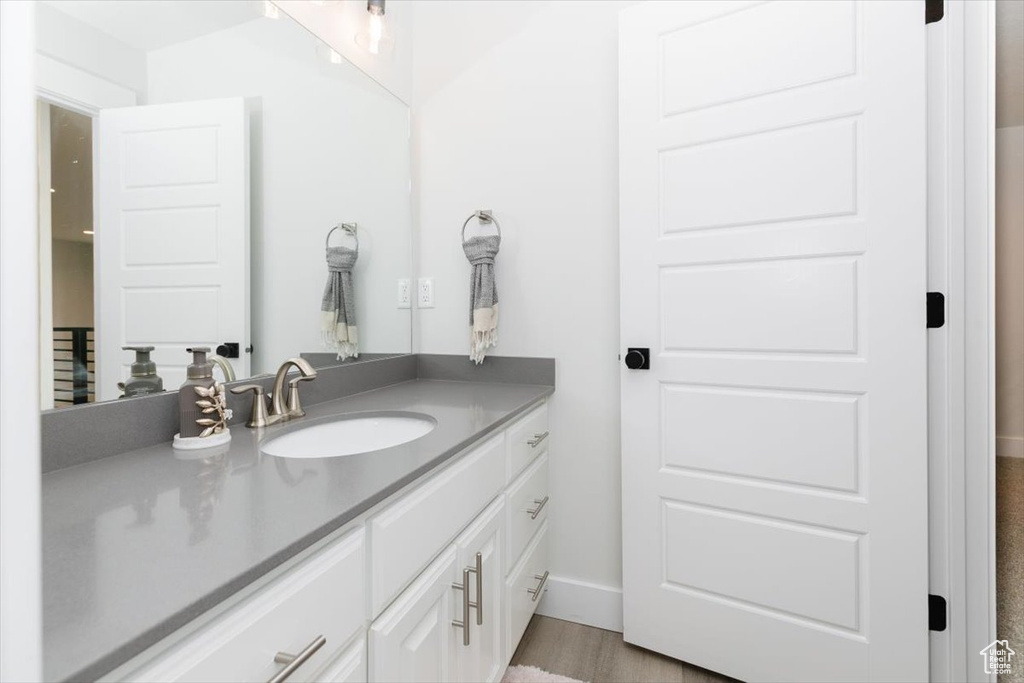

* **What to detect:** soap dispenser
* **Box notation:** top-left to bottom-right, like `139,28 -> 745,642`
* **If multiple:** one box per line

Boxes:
118,346 -> 163,397
173,347 -> 232,450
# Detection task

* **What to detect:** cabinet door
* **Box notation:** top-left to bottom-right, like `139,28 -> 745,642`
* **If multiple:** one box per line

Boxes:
314,636 -> 366,683
453,498 -> 505,683
369,547 -> 457,683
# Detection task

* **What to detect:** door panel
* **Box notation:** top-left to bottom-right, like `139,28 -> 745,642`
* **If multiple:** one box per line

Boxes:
96,98 -> 249,399
620,1 -> 928,681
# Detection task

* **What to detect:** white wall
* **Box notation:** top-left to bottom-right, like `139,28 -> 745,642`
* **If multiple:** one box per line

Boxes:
146,16 -> 412,374
0,1 -> 42,679
35,2 -> 147,104
996,125 -> 1024,458
413,0 -> 632,618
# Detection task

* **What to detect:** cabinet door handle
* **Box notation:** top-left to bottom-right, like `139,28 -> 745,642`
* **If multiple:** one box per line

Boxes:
452,567 -> 472,646
527,431 -> 549,448
527,571 -> 549,602
472,551 -> 483,625
267,635 -> 326,683
527,496 -> 549,520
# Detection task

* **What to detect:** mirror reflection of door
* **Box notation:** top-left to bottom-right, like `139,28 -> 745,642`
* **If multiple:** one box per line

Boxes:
38,101 -> 96,410
96,98 -> 250,400
37,97 -> 250,409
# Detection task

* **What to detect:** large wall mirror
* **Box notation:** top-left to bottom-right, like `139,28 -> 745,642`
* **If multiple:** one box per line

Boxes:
36,0 -> 412,410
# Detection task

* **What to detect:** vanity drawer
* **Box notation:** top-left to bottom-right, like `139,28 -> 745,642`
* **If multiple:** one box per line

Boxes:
128,527 -> 366,683
369,432 -> 505,616
507,403 -> 549,481
505,521 -> 549,656
506,453 -> 548,570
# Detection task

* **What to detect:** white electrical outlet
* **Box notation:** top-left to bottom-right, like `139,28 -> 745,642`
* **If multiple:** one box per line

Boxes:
417,277 -> 434,308
397,279 -> 411,308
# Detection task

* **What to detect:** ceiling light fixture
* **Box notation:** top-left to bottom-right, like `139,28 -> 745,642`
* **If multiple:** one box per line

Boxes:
367,0 -> 385,55
82,230 -> 94,235
356,0 -> 392,56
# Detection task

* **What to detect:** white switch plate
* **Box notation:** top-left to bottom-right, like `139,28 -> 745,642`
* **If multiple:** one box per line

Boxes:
397,279 -> 411,308
417,277 -> 434,308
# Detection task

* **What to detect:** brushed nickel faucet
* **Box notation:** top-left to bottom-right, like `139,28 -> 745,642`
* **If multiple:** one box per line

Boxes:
231,358 -> 318,428
209,354 -> 237,383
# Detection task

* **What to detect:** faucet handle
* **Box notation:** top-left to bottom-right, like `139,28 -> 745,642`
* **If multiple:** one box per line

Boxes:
285,375 -> 315,418
230,384 -> 270,428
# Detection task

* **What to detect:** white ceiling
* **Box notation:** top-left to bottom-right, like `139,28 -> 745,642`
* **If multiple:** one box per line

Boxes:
997,0 -> 1024,128
41,0 -> 262,52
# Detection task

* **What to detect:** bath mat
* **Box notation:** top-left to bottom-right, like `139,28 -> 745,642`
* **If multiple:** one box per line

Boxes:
501,665 -> 588,683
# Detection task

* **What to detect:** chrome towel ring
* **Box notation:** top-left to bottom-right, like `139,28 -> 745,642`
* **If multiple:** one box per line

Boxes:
325,223 -> 358,252
461,210 -> 502,243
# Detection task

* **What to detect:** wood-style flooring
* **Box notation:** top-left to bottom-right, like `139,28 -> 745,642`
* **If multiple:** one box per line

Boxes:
997,456 -> 1023,683
510,615 -> 738,683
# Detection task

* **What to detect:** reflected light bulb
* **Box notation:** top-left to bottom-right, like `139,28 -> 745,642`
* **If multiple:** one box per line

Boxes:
368,12 -> 383,55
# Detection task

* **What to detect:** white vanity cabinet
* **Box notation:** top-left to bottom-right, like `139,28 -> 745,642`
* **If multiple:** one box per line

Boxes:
367,401 -> 550,683
109,399 -> 550,683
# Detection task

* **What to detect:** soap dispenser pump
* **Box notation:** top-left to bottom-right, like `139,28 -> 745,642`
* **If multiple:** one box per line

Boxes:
118,346 -> 163,397
173,347 -> 232,450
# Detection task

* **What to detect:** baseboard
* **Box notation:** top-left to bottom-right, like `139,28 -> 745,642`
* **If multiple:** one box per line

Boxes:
997,436 -> 1023,458
535,575 -> 623,633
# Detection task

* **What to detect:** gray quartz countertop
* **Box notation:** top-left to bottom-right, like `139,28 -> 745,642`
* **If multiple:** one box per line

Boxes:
42,379 -> 553,682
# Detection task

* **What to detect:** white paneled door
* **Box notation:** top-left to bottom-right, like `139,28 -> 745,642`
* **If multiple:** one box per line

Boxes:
97,98 -> 249,400
619,2 -> 928,682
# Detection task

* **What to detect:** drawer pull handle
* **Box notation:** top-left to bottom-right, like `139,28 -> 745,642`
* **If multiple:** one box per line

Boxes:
527,570 -> 550,602
527,496 -> 549,519
452,567 -> 474,646
268,635 -> 326,683
527,431 -> 549,448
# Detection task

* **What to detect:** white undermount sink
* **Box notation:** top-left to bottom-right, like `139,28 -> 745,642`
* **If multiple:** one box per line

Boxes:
260,412 -> 436,459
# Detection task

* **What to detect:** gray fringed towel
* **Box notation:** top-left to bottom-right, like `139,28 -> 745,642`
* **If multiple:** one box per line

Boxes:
464,235 -> 500,363
321,246 -> 358,360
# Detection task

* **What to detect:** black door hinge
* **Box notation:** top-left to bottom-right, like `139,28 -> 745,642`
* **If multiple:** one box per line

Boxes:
929,595 -> 947,631
926,0 -> 944,24
927,292 -> 945,328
